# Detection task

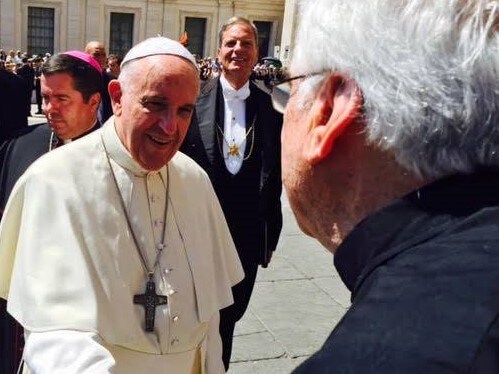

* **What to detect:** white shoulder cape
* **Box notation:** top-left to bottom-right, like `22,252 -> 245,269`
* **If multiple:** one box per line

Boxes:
0,127 -> 244,354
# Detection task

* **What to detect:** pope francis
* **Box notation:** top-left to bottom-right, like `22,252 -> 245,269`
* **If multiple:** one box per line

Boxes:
0,37 -> 244,373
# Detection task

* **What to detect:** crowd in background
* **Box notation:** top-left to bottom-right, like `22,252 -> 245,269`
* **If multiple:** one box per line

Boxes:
0,48 -> 123,78
0,48 -> 285,132
0,49 -> 51,73
195,55 -> 286,84
0,44 -> 285,150
1,47 -> 286,80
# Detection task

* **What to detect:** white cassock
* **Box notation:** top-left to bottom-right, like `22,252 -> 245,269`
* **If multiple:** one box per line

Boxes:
0,119 -> 244,373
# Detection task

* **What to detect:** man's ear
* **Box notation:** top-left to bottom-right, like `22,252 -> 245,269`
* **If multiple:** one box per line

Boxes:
303,73 -> 363,164
88,92 -> 101,111
108,80 -> 123,116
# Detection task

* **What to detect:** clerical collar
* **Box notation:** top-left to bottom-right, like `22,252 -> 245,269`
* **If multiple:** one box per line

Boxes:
220,74 -> 250,101
49,120 -> 100,151
101,119 -> 167,180
334,170 -> 499,295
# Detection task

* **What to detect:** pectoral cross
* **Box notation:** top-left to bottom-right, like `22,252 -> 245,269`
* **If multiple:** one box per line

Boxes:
134,279 -> 168,332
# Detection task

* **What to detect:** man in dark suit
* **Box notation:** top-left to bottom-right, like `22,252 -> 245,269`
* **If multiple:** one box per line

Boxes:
0,50 -> 102,374
180,16 -> 283,370
0,65 -> 28,144
33,56 -> 43,114
15,57 -> 35,117
85,41 -> 114,123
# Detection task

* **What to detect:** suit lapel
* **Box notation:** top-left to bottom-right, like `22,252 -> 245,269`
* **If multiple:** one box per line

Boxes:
244,84 -> 259,158
195,78 -> 220,165
246,85 -> 258,131
248,83 -> 271,189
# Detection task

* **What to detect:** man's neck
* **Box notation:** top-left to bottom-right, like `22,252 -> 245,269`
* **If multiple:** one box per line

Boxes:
221,72 -> 249,91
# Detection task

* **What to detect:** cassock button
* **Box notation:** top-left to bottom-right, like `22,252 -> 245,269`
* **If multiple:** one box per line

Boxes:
168,289 -> 177,296
158,243 -> 165,250
173,316 -> 179,323
172,338 -> 179,346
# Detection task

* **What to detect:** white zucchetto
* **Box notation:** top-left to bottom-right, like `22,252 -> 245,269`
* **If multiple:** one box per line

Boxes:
121,37 -> 198,70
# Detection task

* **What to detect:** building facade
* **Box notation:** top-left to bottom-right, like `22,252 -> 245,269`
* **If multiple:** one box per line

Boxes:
0,0 -> 286,61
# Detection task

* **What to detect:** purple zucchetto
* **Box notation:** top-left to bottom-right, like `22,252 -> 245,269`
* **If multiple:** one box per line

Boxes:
60,50 -> 103,75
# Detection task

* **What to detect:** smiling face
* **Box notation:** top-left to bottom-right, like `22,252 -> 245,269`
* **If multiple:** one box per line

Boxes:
218,22 -> 258,89
111,55 -> 199,171
41,72 -> 100,139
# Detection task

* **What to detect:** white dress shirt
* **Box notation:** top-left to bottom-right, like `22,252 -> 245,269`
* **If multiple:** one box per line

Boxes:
220,75 -> 250,175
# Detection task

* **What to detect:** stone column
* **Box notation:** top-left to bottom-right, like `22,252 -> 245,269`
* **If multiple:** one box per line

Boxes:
279,0 -> 297,66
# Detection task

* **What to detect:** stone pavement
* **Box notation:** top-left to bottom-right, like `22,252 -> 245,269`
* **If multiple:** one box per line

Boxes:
28,106 -> 352,374
229,194 -> 351,373
27,105 -> 46,126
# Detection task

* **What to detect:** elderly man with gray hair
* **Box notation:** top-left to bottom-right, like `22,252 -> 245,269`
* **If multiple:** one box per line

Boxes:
270,0 -> 499,372
0,37 -> 243,373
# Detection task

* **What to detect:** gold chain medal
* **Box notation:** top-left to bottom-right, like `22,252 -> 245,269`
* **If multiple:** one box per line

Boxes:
229,143 -> 240,157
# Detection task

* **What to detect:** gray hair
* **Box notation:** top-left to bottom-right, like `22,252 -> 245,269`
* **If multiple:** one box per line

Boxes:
292,0 -> 499,178
117,59 -> 139,93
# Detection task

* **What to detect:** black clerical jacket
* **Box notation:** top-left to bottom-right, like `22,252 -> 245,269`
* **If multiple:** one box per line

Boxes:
0,121 -> 100,374
294,171 -> 499,373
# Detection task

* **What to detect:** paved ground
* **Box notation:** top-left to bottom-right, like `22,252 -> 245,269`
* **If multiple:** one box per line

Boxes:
27,105 -> 46,126
28,106 -> 351,374
228,194 -> 351,373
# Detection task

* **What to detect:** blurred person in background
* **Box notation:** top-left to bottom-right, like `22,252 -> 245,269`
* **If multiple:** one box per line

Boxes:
106,53 -> 122,78
15,57 -> 35,117
85,40 -> 113,123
